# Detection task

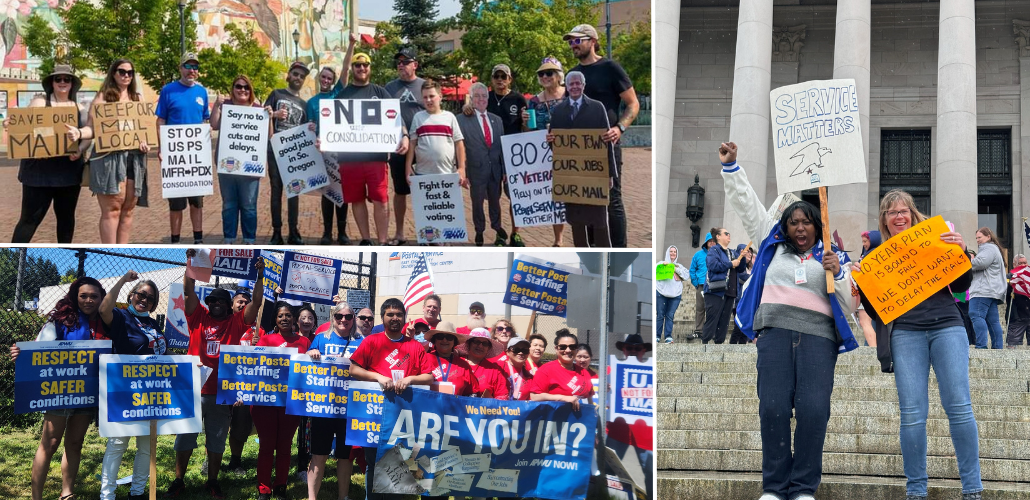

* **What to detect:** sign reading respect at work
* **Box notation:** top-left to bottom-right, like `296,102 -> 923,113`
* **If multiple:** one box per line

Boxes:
92,101 -> 158,154
852,216 -> 971,324
14,340 -> 112,414
6,107 -> 79,159
551,129 -> 610,206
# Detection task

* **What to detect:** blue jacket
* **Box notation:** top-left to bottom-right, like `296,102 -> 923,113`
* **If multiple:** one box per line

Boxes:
689,233 -> 712,286
735,244 -> 752,298
705,244 -> 744,296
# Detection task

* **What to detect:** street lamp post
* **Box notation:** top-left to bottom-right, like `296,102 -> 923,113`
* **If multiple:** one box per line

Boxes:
177,0 -> 187,56
605,0 -> 611,58
292,29 -> 300,61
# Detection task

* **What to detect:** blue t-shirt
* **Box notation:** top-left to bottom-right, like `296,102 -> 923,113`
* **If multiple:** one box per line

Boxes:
156,80 -> 210,125
105,308 -> 166,355
306,90 -> 336,134
370,324 -> 384,334
309,331 -> 364,358
53,311 -> 96,341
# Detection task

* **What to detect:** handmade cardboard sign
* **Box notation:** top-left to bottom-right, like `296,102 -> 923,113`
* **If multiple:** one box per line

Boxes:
769,79 -> 866,194
501,130 -> 565,226
216,104 -> 268,177
159,124 -> 213,198
852,216 -> 971,324
551,129 -> 609,206
319,98 -> 403,153
7,107 -> 79,159
92,101 -> 158,154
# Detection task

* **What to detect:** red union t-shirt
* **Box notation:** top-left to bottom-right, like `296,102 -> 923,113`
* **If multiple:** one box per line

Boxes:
527,360 -> 594,399
186,305 -> 252,394
498,360 -> 534,401
350,332 -> 427,378
465,358 -> 510,400
422,352 -> 475,396
256,331 -> 311,353
239,325 -> 266,346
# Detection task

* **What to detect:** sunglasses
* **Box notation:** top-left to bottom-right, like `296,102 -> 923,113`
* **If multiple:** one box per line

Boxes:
625,345 -> 645,353
233,84 -> 251,91
509,347 -> 529,355
397,59 -> 415,66
495,326 -> 512,332
182,63 -> 199,71
352,63 -> 370,69
435,335 -> 458,343
53,76 -> 73,84
115,68 -> 134,77
334,313 -> 354,321
537,70 -> 556,78
470,308 -> 484,314
492,72 -> 508,79
357,315 -> 374,321
470,339 -> 491,347
567,37 -> 590,46
555,343 -> 577,351
133,291 -> 156,303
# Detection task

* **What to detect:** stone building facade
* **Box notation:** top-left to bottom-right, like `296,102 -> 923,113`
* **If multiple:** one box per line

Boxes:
656,0 -> 1030,263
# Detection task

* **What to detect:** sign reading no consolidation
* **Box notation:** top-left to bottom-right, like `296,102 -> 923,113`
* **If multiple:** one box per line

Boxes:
501,130 -> 565,227
318,98 -> 403,153
217,104 -> 268,177
92,101 -> 158,154
551,129 -> 609,206
160,124 -> 213,198
7,107 -> 79,159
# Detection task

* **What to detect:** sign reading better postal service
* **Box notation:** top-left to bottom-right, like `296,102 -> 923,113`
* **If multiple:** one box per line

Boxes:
318,98 -> 403,153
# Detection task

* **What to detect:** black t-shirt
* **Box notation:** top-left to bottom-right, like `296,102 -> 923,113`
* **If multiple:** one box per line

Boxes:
571,59 -> 633,125
333,83 -> 393,163
487,91 -> 527,136
264,88 -> 307,151
385,77 -> 425,129
892,288 -> 965,331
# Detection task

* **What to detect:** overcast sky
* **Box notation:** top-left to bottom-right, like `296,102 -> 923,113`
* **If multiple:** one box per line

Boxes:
359,0 -> 462,22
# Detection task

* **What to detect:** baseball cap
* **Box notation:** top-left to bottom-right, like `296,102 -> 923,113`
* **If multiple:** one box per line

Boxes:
470,301 -> 485,312
563,24 -> 598,41
537,56 -> 563,73
352,53 -> 371,65
507,337 -> 530,350
180,52 -> 200,65
394,47 -> 418,61
492,64 -> 511,77
289,61 -> 310,75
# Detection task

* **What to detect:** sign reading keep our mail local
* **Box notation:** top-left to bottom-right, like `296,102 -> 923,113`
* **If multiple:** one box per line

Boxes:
769,79 -> 866,194
319,98 -> 403,153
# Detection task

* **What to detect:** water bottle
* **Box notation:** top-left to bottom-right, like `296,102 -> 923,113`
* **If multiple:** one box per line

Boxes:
527,108 -> 537,130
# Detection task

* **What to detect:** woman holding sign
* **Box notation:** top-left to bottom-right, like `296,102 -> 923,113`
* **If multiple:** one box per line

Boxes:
856,191 -> 982,500
718,142 -> 860,500
9,277 -> 106,500
522,56 -> 567,246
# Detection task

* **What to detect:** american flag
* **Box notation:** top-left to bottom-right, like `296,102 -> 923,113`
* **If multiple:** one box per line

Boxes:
402,254 -> 435,311
1024,220 -> 1030,251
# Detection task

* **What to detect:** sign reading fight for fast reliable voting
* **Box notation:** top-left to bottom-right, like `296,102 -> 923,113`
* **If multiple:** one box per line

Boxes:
216,104 -> 269,177
216,345 -> 293,406
280,251 -> 343,305
160,124 -> 214,198
98,354 -> 202,438
769,79 -> 867,194
375,388 -> 596,500
270,125 -> 330,197
14,340 -> 112,414
501,130 -> 566,227
608,355 -> 654,426
285,354 -> 352,418
210,249 -> 262,281
410,173 -> 468,244
318,98 -> 403,153
503,255 -> 577,317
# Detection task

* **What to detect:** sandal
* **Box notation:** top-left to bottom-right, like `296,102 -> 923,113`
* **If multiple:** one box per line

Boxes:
389,238 -> 409,246
60,494 -> 75,500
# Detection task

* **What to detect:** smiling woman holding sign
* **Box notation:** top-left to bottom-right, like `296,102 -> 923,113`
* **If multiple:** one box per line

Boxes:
718,142 -> 859,500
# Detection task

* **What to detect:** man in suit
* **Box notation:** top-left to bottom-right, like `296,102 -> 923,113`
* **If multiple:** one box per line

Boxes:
548,70 -> 616,247
456,82 -> 506,246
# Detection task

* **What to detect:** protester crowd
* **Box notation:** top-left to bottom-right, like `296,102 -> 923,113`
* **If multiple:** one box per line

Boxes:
8,22 -> 640,248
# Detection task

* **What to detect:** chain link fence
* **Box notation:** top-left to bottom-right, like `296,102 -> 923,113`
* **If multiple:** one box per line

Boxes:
0,247 -> 375,430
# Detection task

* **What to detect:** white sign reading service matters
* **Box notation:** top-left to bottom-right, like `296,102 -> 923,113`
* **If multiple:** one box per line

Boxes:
216,104 -> 269,177
500,130 -> 566,227
769,78 -> 866,194
270,124 -> 330,198
160,124 -> 214,198
319,98 -> 403,153
410,173 -> 468,244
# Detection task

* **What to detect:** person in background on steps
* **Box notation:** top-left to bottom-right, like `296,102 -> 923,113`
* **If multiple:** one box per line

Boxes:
856,189 -> 982,500
1007,254 -> 1030,348
689,232 -> 713,339
718,141 -> 860,500
728,244 -> 754,344
854,230 -> 882,346
656,245 -> 690,344
701,226 -> 746,345
968,226 -> 1007,349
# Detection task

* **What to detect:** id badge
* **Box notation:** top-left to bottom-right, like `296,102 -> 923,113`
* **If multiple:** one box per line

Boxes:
795,266 -> 807,285
391,369 -> 405,382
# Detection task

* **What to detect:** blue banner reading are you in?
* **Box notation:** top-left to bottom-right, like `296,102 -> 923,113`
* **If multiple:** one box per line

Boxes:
377,388 -> 596,500
14,340 -> 112,414
216,345 -> 293,406
502,255 -> 577,317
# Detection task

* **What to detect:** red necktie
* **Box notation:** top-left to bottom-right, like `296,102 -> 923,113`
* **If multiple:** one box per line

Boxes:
481,113 -> 492,147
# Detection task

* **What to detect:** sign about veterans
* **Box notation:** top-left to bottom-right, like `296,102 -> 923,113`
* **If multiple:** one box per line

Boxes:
210,248 -> 261,281
318,98 -> 403,153
502,255 -> 576,317
501,130 -> 565,227
216,345 -> 292,406
769,78 -> 866,194
285,354 -> 351,417
608,355 -> 653,425
216,104 -> 269,177
92,101 -> 158,154
551,129 -> 610,206
271,125 -> 330,197
411,173 -> 468,243
375,388 -> 596,500
852,216 -> 971,324
160,124 -> 213,198
6,107 -> 79,159
14,340 -> 112,414
99,354 -> 202,437
280,251 -> 343,305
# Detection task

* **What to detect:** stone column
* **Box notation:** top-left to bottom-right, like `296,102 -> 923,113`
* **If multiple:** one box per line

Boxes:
1016,20 -> 1030,256
722,0 -> 774,242
935,0 -> 978,239
655,0 -> 682,252
828,0 -> 871,259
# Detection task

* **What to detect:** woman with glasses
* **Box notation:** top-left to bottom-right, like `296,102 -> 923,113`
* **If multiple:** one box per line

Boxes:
488,319 -> 517,364
528,330 -> 593,411
210,75 -> 271,244
500,337 -> 534,400
702,226 -> 746,344
458,328 -> 510,399
522,56 -> 567,245
97,270 -> 165,500
69,59 -> 150,244
856,190 -> 981,500
423,322 -> 475,395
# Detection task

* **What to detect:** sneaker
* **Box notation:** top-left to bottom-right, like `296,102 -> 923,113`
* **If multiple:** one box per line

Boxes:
297,470 -> 308,483
226,457 -> 244,475
205,480 -> 225,499
269,231 -> 285,245
272,485 -> 288,500
475,232 -> 484,246
665,337 -> 673,344
758,495 -> 782,500
287,233 -> 304,245
962,493 -> 982,500
493,232 -> 506,246
359,239 -> 373,246
320,234 -> 333,245
794,495 -> 816,500
496,228 -> 508,242
509,232 -> 525,247
164,477 -> 186,497
258,494 -> 271,500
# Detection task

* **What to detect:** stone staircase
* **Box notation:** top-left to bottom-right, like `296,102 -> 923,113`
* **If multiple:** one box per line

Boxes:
657,343 -> 1030,499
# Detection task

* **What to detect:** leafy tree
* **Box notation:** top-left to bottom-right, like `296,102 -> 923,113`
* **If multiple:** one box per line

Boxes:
452,0 -> 597,93
60,268 -> 78,285
0,249 -> 61,309
362,21 -> 404,87
197,23 -> 288,101
612,19 -> 651,95
392,0 -> 453,81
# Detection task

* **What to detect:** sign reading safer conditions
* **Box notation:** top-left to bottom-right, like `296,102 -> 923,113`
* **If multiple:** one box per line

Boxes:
14,340 -> 112,414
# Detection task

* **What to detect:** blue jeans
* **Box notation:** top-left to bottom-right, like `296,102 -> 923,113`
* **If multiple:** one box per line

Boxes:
755,328 -> 838,498
891,326 -> 982,496
655,292 -> 681,342
219,174 -> 260,242
968,297 -> 1004,349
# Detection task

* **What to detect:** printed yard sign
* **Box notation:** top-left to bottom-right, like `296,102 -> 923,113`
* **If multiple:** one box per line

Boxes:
159,124 -> 213,198
501,130 -> 565,226
216,104 -> 268,177
14,340 -> 112,414
271,125 -> 330,197
92,101 -> 158,154
7,107 -> 79,159
318,98 -> 403,153
410,173 -> 468,243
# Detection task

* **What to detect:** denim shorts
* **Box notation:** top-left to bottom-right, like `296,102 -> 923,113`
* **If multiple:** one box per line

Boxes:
46,406 -> 98,418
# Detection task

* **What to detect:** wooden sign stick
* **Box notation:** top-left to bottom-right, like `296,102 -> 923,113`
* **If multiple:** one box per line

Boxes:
526,311 -> 537,336
819,186 -> 834,293
149,420 -> 158,500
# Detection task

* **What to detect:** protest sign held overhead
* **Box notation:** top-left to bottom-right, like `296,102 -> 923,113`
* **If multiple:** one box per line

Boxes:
271,124 -> 330,197
319,98 -> 403,153
503,255 -> 576,317
285,354 -> 352,418
769,79 -> 866,194
210,248 -> 261,281
551,129 -> 610,206
852,216 -> 971,324
216,104 -> 268,177
160,124 -> 213,198
99,354 -> 202,438
6,107 -> 79,159
608,355 -> 654,425
92,101 -> 158,154
216,345 -> 292,406
501,130 -> 565,227
280,251 -> 343,305
235,251 -> 285,303
411,173 -> 468,243
14,340 -> 112,414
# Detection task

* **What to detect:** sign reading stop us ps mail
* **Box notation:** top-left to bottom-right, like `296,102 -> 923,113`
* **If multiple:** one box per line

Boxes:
318,99 -> 403,153
769,78 -> 866,194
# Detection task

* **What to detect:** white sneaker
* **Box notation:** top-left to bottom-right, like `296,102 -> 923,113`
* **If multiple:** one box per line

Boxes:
794,495 -> 816,500
758,495 -> 782,500
297,470 -> 308,483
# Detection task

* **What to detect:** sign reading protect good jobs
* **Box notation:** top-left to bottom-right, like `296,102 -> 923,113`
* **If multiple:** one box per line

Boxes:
92,101 -> 158,154
271,125 -> 330,197
7,107 -> 79,159
551,129 -> 609,206
318,98 -> 403,153
852,216 -> 971,324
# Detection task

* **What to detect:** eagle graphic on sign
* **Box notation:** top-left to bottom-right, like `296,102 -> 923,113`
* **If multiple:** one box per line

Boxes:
788,142 -> 832,179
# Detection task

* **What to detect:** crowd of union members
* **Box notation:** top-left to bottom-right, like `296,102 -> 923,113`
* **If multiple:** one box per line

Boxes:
7,250 -> 621,500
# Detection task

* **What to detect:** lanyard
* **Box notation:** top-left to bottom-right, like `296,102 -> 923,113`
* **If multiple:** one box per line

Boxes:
506,360 -> 523,398
435,354 -> 453,382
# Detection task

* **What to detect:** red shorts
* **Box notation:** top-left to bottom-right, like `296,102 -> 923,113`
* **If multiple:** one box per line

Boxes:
341,162 -> 389,203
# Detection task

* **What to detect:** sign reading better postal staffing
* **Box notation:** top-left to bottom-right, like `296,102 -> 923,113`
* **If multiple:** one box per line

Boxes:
319,99 -> 403,153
